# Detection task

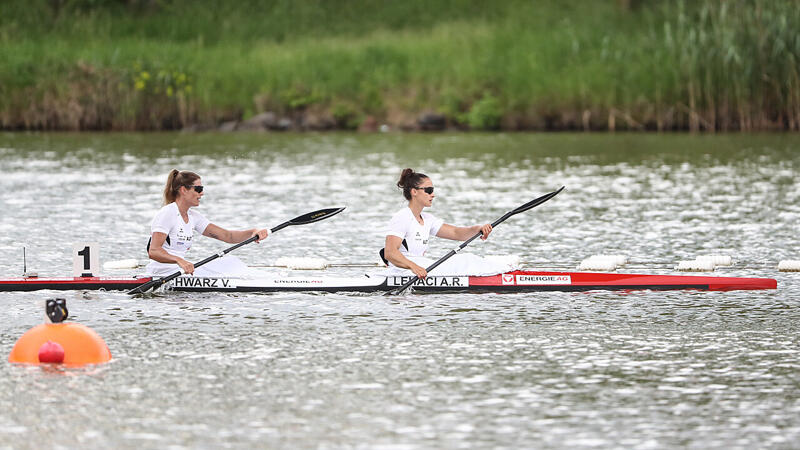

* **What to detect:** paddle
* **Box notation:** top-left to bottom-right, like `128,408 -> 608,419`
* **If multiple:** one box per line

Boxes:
127,206 -> 346,295
388,186 -> 565,295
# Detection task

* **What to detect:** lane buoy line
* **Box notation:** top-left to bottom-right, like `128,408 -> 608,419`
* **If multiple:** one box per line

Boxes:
102,254 -> 800,272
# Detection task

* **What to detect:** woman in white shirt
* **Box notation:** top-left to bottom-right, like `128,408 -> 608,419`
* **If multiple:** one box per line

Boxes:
144,169 -> 269,276
383,168 -> 494,279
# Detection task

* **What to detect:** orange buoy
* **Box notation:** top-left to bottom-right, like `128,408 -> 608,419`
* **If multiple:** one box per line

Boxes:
8,322 -> 111,366
8,298 -> 111,366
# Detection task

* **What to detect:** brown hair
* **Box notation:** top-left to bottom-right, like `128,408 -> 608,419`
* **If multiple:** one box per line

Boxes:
397,168 -> 429,200
163,169 -> 200,205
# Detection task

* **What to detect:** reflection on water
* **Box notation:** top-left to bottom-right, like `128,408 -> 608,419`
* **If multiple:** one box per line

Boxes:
0,132 -> 799,448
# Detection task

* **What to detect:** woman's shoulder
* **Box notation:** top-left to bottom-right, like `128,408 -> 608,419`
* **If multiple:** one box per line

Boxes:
389,206 -> 413,221
187,207 -> 208,220
154,202 -> 178,216
421,210 -> 440,221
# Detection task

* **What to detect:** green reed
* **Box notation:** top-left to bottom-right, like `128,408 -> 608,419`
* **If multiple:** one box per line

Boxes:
657,0 -> 800,131
0,0 -> 797,131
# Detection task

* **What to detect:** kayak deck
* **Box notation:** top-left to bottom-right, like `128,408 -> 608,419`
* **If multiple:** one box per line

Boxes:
0,271 -> 777,293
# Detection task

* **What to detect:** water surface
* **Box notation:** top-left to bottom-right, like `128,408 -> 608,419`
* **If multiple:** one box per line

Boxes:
0,132 -> 798,448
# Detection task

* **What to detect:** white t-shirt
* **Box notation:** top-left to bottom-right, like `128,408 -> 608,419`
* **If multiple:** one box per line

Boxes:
386,207 -> 444,262
149,202 -> 210,259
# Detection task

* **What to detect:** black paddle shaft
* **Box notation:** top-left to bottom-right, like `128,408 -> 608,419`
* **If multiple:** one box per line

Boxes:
127,206 -> 345,295
389,187 -> 564,295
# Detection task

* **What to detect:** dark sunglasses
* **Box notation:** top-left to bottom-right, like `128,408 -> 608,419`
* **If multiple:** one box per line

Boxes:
414,186 -> 434,194
185,185 -> 204,193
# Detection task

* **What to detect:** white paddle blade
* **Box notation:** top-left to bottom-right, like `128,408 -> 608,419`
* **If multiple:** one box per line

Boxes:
103,259 -> 141,270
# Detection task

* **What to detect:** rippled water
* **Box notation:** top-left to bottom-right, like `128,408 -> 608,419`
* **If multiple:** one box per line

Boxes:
1,132 -> 799,448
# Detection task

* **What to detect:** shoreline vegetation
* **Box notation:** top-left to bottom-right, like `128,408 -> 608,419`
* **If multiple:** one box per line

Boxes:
1,0 -> 799,133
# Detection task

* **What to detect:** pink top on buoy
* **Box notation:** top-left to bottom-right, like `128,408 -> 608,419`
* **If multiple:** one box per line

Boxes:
38,341 -> 65,363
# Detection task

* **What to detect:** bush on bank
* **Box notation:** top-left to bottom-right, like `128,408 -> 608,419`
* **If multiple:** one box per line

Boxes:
1,0 -> 798,132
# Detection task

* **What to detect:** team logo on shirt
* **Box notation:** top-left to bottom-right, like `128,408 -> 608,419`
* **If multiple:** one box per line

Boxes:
176,228 -> 193,242
175,227 -> 194,249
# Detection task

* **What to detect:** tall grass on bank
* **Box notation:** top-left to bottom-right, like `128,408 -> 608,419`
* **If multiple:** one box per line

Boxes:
660,0 -> 800,131
0,0 -> 798,131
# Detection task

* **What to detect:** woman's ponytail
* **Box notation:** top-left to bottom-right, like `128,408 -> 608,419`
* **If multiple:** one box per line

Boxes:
163,169 -> 199,205
397,168 -> 428,200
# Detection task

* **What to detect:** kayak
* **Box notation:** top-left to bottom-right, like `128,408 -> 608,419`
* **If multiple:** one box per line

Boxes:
0,270 -> 777,293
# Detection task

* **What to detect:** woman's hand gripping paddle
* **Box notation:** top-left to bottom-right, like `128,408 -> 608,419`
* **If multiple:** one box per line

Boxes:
128,207 -> 346,295
388,187 -> 564,295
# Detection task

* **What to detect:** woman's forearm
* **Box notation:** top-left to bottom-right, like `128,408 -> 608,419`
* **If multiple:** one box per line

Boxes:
148,248 -> 184,264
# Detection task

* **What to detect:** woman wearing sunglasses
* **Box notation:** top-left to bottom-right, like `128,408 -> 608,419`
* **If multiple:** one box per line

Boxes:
383,168 -> 511,279
144,169 -> 269,277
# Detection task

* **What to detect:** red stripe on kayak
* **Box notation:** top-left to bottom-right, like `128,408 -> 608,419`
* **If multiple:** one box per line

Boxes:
468,271 -> 777,291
